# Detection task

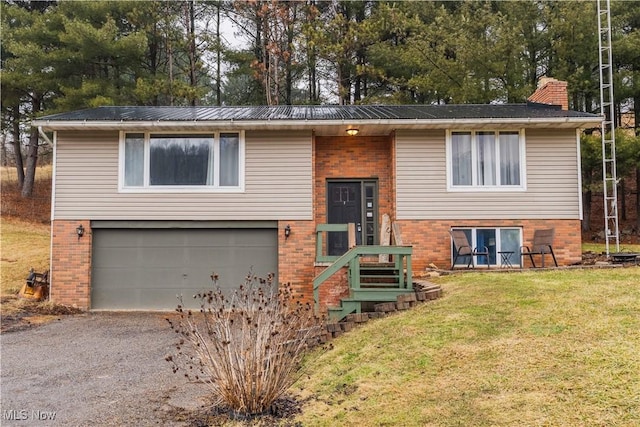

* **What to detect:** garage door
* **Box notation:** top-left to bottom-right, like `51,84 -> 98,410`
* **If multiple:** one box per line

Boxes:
91,227 -> 278,310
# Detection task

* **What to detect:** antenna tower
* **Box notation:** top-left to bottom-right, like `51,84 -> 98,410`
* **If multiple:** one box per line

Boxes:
597,0 -> 620,255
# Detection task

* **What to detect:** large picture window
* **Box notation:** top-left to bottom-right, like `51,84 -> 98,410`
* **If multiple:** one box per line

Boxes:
448,130 -> 524,189
451,227 -> 522,267
120,132 -> 243,191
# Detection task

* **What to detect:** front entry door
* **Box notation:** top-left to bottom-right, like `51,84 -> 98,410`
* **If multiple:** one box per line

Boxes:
327,181 -> 378,256
328,182 -> 361,256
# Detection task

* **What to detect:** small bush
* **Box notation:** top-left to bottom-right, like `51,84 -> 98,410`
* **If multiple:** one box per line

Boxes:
166,272 -> 325,419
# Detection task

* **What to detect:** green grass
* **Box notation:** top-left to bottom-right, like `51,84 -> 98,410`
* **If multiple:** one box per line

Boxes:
582,242 -> 640,253
294,268 -> 640,426
1,218 -> 50,294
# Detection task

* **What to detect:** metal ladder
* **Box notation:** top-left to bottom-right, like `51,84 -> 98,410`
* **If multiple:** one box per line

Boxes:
597,0 -> 620,255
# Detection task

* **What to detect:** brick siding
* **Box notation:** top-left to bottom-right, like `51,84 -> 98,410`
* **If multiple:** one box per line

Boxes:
397,218 -> 582,271
278,135 -> 395,309
277,220 -> 317,305
314,135 -> 393,224
308,135 -> 395,307
314,265 -> 350,310
50,219 -> 92,309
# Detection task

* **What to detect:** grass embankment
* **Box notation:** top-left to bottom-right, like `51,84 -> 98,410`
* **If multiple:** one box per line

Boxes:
1,219 -> 50,295
294,268 -> 640,426
1,166 -> 52,295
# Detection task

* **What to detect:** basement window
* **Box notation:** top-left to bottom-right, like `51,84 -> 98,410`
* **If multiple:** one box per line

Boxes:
451,227 -> 522,268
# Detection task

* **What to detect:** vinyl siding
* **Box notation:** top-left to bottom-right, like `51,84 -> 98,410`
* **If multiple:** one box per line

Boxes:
53,130 -> 313,220
395,128 -> 580,219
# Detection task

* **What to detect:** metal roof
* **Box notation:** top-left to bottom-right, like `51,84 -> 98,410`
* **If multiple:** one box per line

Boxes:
36,103 -> 597,122
33,103 -> 601,135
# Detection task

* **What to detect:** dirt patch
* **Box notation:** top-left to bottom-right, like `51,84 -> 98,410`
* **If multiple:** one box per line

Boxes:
163,395 -> 305,427
0,295 -> 82,333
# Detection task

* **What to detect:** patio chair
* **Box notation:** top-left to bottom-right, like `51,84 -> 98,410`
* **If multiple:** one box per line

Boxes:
450,230 -> 490,269
520,228 -> 558,268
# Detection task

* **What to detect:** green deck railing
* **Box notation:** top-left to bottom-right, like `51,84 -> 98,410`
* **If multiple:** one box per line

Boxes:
315,223 -> 350,263
313,244 -> 413,311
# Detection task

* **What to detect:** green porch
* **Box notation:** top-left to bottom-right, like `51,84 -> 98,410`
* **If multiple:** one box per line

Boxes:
313,224 -> 414,321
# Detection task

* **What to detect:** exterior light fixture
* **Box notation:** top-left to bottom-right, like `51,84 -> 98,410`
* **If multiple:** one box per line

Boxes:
284,224 -> 291,239
346,128 -> 359,136
76,224 -> 85,239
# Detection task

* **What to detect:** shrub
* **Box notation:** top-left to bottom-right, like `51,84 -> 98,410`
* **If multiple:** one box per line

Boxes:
166,272 -> 325,418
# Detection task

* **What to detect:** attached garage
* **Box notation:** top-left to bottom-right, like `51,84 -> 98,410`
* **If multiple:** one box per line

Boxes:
91,222 -> 278,310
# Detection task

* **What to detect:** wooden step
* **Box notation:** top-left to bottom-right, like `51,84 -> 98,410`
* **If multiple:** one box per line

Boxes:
360,275 -> 399,283
359,282 -> 402,288
360,266 -> 398,271
327,300 -> 361,322
360,262 -> 395,268
350,288 -> 414,301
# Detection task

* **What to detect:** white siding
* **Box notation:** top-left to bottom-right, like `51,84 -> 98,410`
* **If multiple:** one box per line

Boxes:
396,128 -> 580,219
53,130 -> 313,220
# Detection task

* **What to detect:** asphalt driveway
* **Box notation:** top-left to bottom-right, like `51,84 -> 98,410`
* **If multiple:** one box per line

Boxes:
1,312 -> 208,426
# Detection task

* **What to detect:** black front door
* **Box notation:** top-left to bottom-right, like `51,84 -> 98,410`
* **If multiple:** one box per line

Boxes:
327,182 -> 362,255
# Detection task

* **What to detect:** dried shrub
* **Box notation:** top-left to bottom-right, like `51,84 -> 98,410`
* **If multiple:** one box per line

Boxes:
166,272 -> 325,419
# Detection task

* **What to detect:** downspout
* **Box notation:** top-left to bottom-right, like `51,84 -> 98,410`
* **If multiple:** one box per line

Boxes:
576,128 -> 583,222
38,126 -> 53,147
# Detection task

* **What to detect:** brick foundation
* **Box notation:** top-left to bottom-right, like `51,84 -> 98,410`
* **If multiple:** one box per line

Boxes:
396,218 -> 582,271
50,220 -> 92,309
314,265 -> 349,310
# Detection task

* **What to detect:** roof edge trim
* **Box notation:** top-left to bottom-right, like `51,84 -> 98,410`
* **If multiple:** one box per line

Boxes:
32,116 -> 602,131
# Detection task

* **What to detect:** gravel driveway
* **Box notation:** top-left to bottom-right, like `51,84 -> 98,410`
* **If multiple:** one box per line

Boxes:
1,312 -> 208,426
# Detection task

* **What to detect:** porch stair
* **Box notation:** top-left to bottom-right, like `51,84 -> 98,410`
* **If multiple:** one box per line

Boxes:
327,262 -> 414,322
359,262 -> 401,286
313,241 -> 414,322
328,288 -> 415,322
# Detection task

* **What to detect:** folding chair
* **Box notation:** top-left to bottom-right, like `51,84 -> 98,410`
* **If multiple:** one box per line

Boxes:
520,228 -> 558,268
450,230 -> 490,269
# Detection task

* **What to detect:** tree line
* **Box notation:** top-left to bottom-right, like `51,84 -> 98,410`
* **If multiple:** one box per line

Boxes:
1,0 -> 639,232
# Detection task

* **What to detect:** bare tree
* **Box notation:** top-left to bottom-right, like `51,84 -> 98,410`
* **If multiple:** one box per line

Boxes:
9,105 -> 25,188
21,95 -> 42,197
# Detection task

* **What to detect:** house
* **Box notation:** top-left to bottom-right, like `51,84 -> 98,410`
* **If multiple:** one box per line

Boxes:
33,79 -> 601,313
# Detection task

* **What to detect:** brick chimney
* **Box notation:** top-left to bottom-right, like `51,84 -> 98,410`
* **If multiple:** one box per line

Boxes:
527,77 -> 568,110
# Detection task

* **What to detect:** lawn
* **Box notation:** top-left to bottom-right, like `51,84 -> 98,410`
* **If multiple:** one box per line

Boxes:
583,242 -> 640,254
293,268 -> 640,426
1,218 -> 50,295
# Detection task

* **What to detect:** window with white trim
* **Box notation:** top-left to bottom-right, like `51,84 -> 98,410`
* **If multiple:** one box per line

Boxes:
451,227 -> 522,267
120,132 -> 243,191
448,130 -> 525,189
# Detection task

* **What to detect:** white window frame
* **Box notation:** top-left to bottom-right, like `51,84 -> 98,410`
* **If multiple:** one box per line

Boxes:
118,131 -> 245,193
446,129 -> 527,191
451,227 -> 523,268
